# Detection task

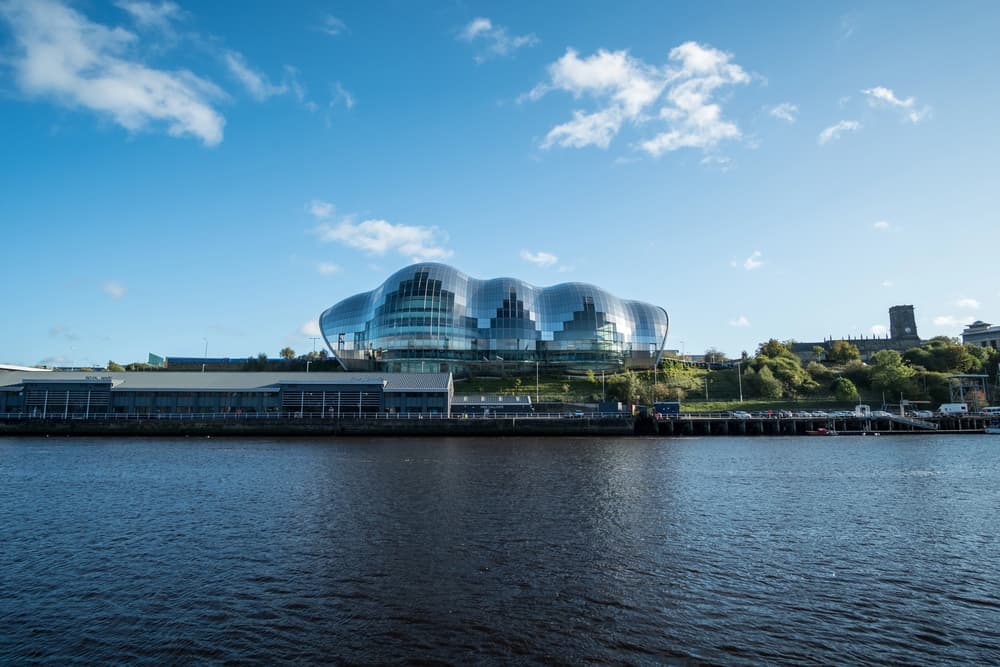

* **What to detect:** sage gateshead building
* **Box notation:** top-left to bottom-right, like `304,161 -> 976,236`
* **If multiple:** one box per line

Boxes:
319,263 -> 669,375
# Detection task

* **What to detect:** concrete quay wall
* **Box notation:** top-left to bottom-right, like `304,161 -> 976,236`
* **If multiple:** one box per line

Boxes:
0,416 -> 635,438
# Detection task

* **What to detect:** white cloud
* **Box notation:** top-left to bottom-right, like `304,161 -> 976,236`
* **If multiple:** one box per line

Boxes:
542,107 -> 624,149
525,41 -> 749,156
871,324 -> 888,336
300,320 -> 321,337
862,86 -> 931,124
767,102 -> 798,123
729,315 -> 750,327
642,42 -> 750,156
319,14 -> 346,37
1,0 -> 225,145
933,315 -> 975,328
103,280 -> 127,299
458,17 -> 537,62
312,207 -> 452,263
882,280 -> 893,288
731,250 -> 763,271
317,262 -> 340,275
520,250 -> 558,267
818,120 -> 860,145
957,297 -> 980,310
331,81 -> 355,110
115,1 -> 182,31
223,50 -> 287,101
307,199 -> 334,219
873,220 -> 890,231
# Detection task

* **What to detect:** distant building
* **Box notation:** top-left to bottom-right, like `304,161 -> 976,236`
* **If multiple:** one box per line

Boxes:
0,371 -> 453,417
791,305 -> 924,362
962,321 -> 1000,350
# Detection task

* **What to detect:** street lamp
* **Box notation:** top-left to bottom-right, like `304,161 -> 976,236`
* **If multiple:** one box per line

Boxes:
306,360 -> 312,373
736,361 -> 743,403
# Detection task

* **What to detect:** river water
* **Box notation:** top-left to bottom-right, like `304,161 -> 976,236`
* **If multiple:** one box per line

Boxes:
2,434 -> 999,665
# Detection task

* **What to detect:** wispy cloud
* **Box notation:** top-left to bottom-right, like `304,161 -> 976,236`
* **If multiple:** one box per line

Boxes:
49,324 -> 80,340
458,17 -> 537,62
731,250 -> 763,271
957,297 -> 980,310
331,81 -> 355,110
882,280 -> 893,288
300,320 -> 321,337
767,102 -> 798,123
310,201 -> 452,263
307,199 -> 334,219
115,1 -> 183,32
729,315 -> 750,327
862,86 -> 931,124
873,220 -> 890,231
316,262 -> 340,275
223,50 -> 287,101
103,280 -> 127,300
818,120 -> 860,145
933,315 -> 975,328
871,324 -> 887,336
524,41 -> 750,156
520,250 -> 558,267
319,14 -> 347,37
0,0 -> 225,145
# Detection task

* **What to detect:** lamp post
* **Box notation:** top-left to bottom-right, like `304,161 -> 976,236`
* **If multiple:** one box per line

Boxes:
306,360 -> 312,373
535,360 -> 539,406
736,361 -> 743,403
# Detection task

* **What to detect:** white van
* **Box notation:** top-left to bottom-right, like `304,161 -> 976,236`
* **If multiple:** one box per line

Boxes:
981,406 -> 1000,416
938,403 -> 969,415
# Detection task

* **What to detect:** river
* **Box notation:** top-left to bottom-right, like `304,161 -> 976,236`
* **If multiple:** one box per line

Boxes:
2,434 -> 998,664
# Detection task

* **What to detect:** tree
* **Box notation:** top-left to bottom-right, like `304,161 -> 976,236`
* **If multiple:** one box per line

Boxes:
832,377 -> 859,402
757,339 -> 792,359
108,360 -> 125,372
827,340 -> 861,364
704,348 -> 726,363
279,347 -> 296,360
753,366 -> 783,399
812,345 -> 826,362
586,369 -> 596,384
869,349 -> 916,396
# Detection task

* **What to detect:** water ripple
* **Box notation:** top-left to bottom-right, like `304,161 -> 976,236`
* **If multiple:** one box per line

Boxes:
2,435 -> 999,664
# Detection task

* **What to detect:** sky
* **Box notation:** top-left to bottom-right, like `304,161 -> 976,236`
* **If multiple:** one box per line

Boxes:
1,0 -> 999,367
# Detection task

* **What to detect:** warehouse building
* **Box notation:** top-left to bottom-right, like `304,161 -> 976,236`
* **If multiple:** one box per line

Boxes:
0,371 -> 453,417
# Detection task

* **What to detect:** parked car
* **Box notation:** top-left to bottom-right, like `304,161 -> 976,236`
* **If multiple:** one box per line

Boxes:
731,410 -> 752,419
909,410 -> 934,418
872,410 -> 892,417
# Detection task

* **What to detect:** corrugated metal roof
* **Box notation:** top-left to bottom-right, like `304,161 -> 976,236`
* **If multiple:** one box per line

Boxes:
0,371 -> 452,392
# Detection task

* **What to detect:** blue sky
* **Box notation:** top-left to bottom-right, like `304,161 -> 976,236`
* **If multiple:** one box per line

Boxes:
2,0 -> 998,367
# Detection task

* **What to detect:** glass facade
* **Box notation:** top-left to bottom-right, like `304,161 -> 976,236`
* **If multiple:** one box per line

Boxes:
320,263 -> 669,374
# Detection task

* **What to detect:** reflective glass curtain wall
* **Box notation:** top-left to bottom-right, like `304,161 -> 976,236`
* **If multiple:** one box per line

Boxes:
320,263 -> 668,373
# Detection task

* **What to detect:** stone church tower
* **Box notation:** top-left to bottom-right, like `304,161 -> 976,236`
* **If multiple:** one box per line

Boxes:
889,305 -> 919,339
